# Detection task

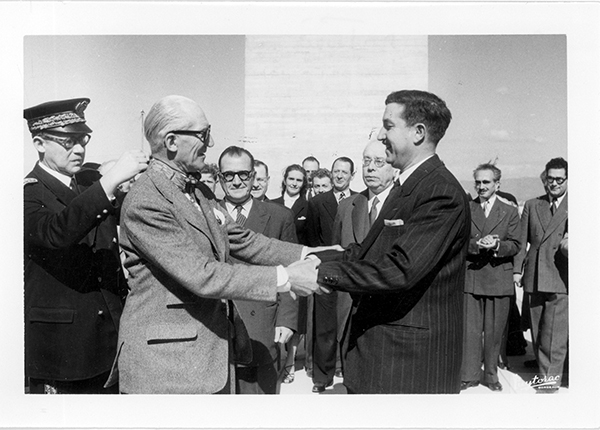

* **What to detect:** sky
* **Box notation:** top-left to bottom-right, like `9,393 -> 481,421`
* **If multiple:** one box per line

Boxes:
3,2 -> 600,429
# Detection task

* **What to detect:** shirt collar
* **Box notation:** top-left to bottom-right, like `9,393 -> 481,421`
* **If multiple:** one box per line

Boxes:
368,182 -> 393,206
551,192 -> 567,206
481,194 -> 497,208
225,197 -> 253,217
334,189 -> 349,201
283,192 -> 299,208
398,154 -> 435,185
38,162 -> 72,187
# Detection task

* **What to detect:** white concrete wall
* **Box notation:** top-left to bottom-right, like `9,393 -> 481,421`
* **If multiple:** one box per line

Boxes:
244,35 -> 428,199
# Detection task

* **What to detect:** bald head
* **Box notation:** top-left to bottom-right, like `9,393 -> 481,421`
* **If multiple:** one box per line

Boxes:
144,95 -> 208,155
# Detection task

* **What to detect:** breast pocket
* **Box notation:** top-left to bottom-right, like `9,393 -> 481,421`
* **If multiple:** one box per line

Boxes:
29,307 -> 75,324
146,324 -> 198,345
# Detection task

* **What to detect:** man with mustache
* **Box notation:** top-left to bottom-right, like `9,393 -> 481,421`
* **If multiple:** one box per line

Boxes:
23,98 -> 148,394
461,162 -> 521,392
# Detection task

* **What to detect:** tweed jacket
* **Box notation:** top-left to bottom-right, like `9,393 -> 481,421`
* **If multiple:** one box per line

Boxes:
465,197 -> 522,296
221,199 -> 299,366
513,194 -> 568,294
24,163 -> 126,381
316,155 -> 471,394
271,195 -> 309,246
116,163 -> 303,394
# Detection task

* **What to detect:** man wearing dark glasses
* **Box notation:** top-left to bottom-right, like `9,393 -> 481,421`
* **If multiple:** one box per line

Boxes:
23,98 -> 149,394
116,95 -> 330,394
514,157 -> 569,393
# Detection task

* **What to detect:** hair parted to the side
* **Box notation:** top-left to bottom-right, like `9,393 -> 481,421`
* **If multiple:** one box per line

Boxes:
385,90 -> 452,144
254,159 -> 269,176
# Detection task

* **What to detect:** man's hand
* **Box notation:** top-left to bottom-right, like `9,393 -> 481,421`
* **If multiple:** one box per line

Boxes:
513,273 -> 523,288
286,258 -> 324,297
560,233 -> 568,257
477,234 -> 499,250
100,150 -> 149,197
274,326 -> 294,344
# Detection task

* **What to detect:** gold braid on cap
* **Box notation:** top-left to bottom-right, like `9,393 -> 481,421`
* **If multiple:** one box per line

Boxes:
28,100 -> 89,132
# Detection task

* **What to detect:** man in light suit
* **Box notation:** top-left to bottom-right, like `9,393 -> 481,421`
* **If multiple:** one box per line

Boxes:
116,95 -> 327,394
461,163 -> 521,392
306,157 -> 356,392
218,146 -> 298,394
514,157 -> 568,393
316,90 -> 471,394
331,139 -> 396,381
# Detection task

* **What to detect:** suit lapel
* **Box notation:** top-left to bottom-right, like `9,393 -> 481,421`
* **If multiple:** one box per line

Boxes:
323,191 -> 338,221
470,198 -> 486,232
534,195 -> 553,231
32,163 -> 77,206
352,192 -> 369,244
542,195 -> 568,242
244,200 -> 270,235
149,168 -> 227,261
483,199 -> 507,234
356,156 -> 444,259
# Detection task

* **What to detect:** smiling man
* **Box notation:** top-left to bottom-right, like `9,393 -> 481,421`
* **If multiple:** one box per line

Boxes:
314,90 -> 471,394
217,146 -> 298,394
23,98 -> 148,394
116,95 -> 328,394
514,157 -> 569,393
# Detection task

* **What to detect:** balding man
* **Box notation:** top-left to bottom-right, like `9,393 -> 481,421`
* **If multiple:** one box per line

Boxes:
115,95 -> 330,394
331,139 -> 397,381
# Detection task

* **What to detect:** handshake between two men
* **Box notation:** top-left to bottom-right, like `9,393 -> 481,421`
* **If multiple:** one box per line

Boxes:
283,245 -> 343,299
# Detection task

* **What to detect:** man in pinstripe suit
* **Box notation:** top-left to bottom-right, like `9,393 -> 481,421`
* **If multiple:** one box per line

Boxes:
315,90 -> 470,394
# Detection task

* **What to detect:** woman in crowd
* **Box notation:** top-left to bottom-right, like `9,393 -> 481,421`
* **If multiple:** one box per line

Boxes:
272,164 -> 310,383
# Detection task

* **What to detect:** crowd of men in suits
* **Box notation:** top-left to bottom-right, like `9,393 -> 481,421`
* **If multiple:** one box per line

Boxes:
23,90 -> 568,395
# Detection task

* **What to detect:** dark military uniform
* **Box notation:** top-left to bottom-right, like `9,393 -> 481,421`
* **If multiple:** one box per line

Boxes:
23,98 -> 127,393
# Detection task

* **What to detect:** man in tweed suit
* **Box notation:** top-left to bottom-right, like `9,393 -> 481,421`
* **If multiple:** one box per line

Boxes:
461,163 -> 521,392
514,157 -> 568,393
115,95 -> 326,394
316,90 -> 470,394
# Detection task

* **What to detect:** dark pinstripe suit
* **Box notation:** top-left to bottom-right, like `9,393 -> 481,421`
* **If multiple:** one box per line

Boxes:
317,155 -> 470,394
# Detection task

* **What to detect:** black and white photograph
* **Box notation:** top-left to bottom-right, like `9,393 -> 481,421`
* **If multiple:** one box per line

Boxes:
1,1 -> 599,429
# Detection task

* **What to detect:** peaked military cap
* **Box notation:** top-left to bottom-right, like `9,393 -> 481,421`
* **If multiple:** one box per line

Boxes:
24,98 -> 93,134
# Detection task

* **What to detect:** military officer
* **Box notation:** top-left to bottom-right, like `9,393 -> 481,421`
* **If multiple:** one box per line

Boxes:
24,98 -> 148,393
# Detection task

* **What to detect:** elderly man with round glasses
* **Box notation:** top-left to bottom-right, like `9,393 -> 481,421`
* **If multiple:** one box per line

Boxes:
23,98 -> 149,394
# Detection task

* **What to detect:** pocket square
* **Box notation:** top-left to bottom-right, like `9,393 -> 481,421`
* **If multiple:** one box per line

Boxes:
384,218 -> 404,226
297,216 -> 306,221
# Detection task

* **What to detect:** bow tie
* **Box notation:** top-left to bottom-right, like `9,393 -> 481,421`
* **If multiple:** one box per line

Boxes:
184,174 -> 200,195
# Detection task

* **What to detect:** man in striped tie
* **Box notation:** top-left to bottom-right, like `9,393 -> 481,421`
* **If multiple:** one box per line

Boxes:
330,138 -> 397,382
218,145 -> 300,394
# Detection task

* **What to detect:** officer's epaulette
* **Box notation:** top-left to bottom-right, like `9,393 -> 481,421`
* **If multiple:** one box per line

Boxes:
24,178 -> 38,186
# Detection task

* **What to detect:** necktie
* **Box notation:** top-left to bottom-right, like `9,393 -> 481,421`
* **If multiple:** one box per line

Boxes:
483,201 -> 490,218
338,192 -> 346,203
550,200 -> 557,216
369,196 -> 379,227
235,205 -> 247,226
69,177 -> 78,195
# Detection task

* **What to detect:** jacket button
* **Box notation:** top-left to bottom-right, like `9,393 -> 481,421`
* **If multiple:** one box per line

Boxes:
250,310 -> 256,316
96,214 -> 102,219
98,276 -> 102,282
98,310 -> 104,316
103,209 -> 108,214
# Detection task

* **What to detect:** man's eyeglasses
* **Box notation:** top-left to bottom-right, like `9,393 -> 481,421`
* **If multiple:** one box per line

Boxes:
169,125 -> 211,145
362,157 -> 387,168
546,176 -> 567,185
41,133 -> 91,150
220,170 -> 254,182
